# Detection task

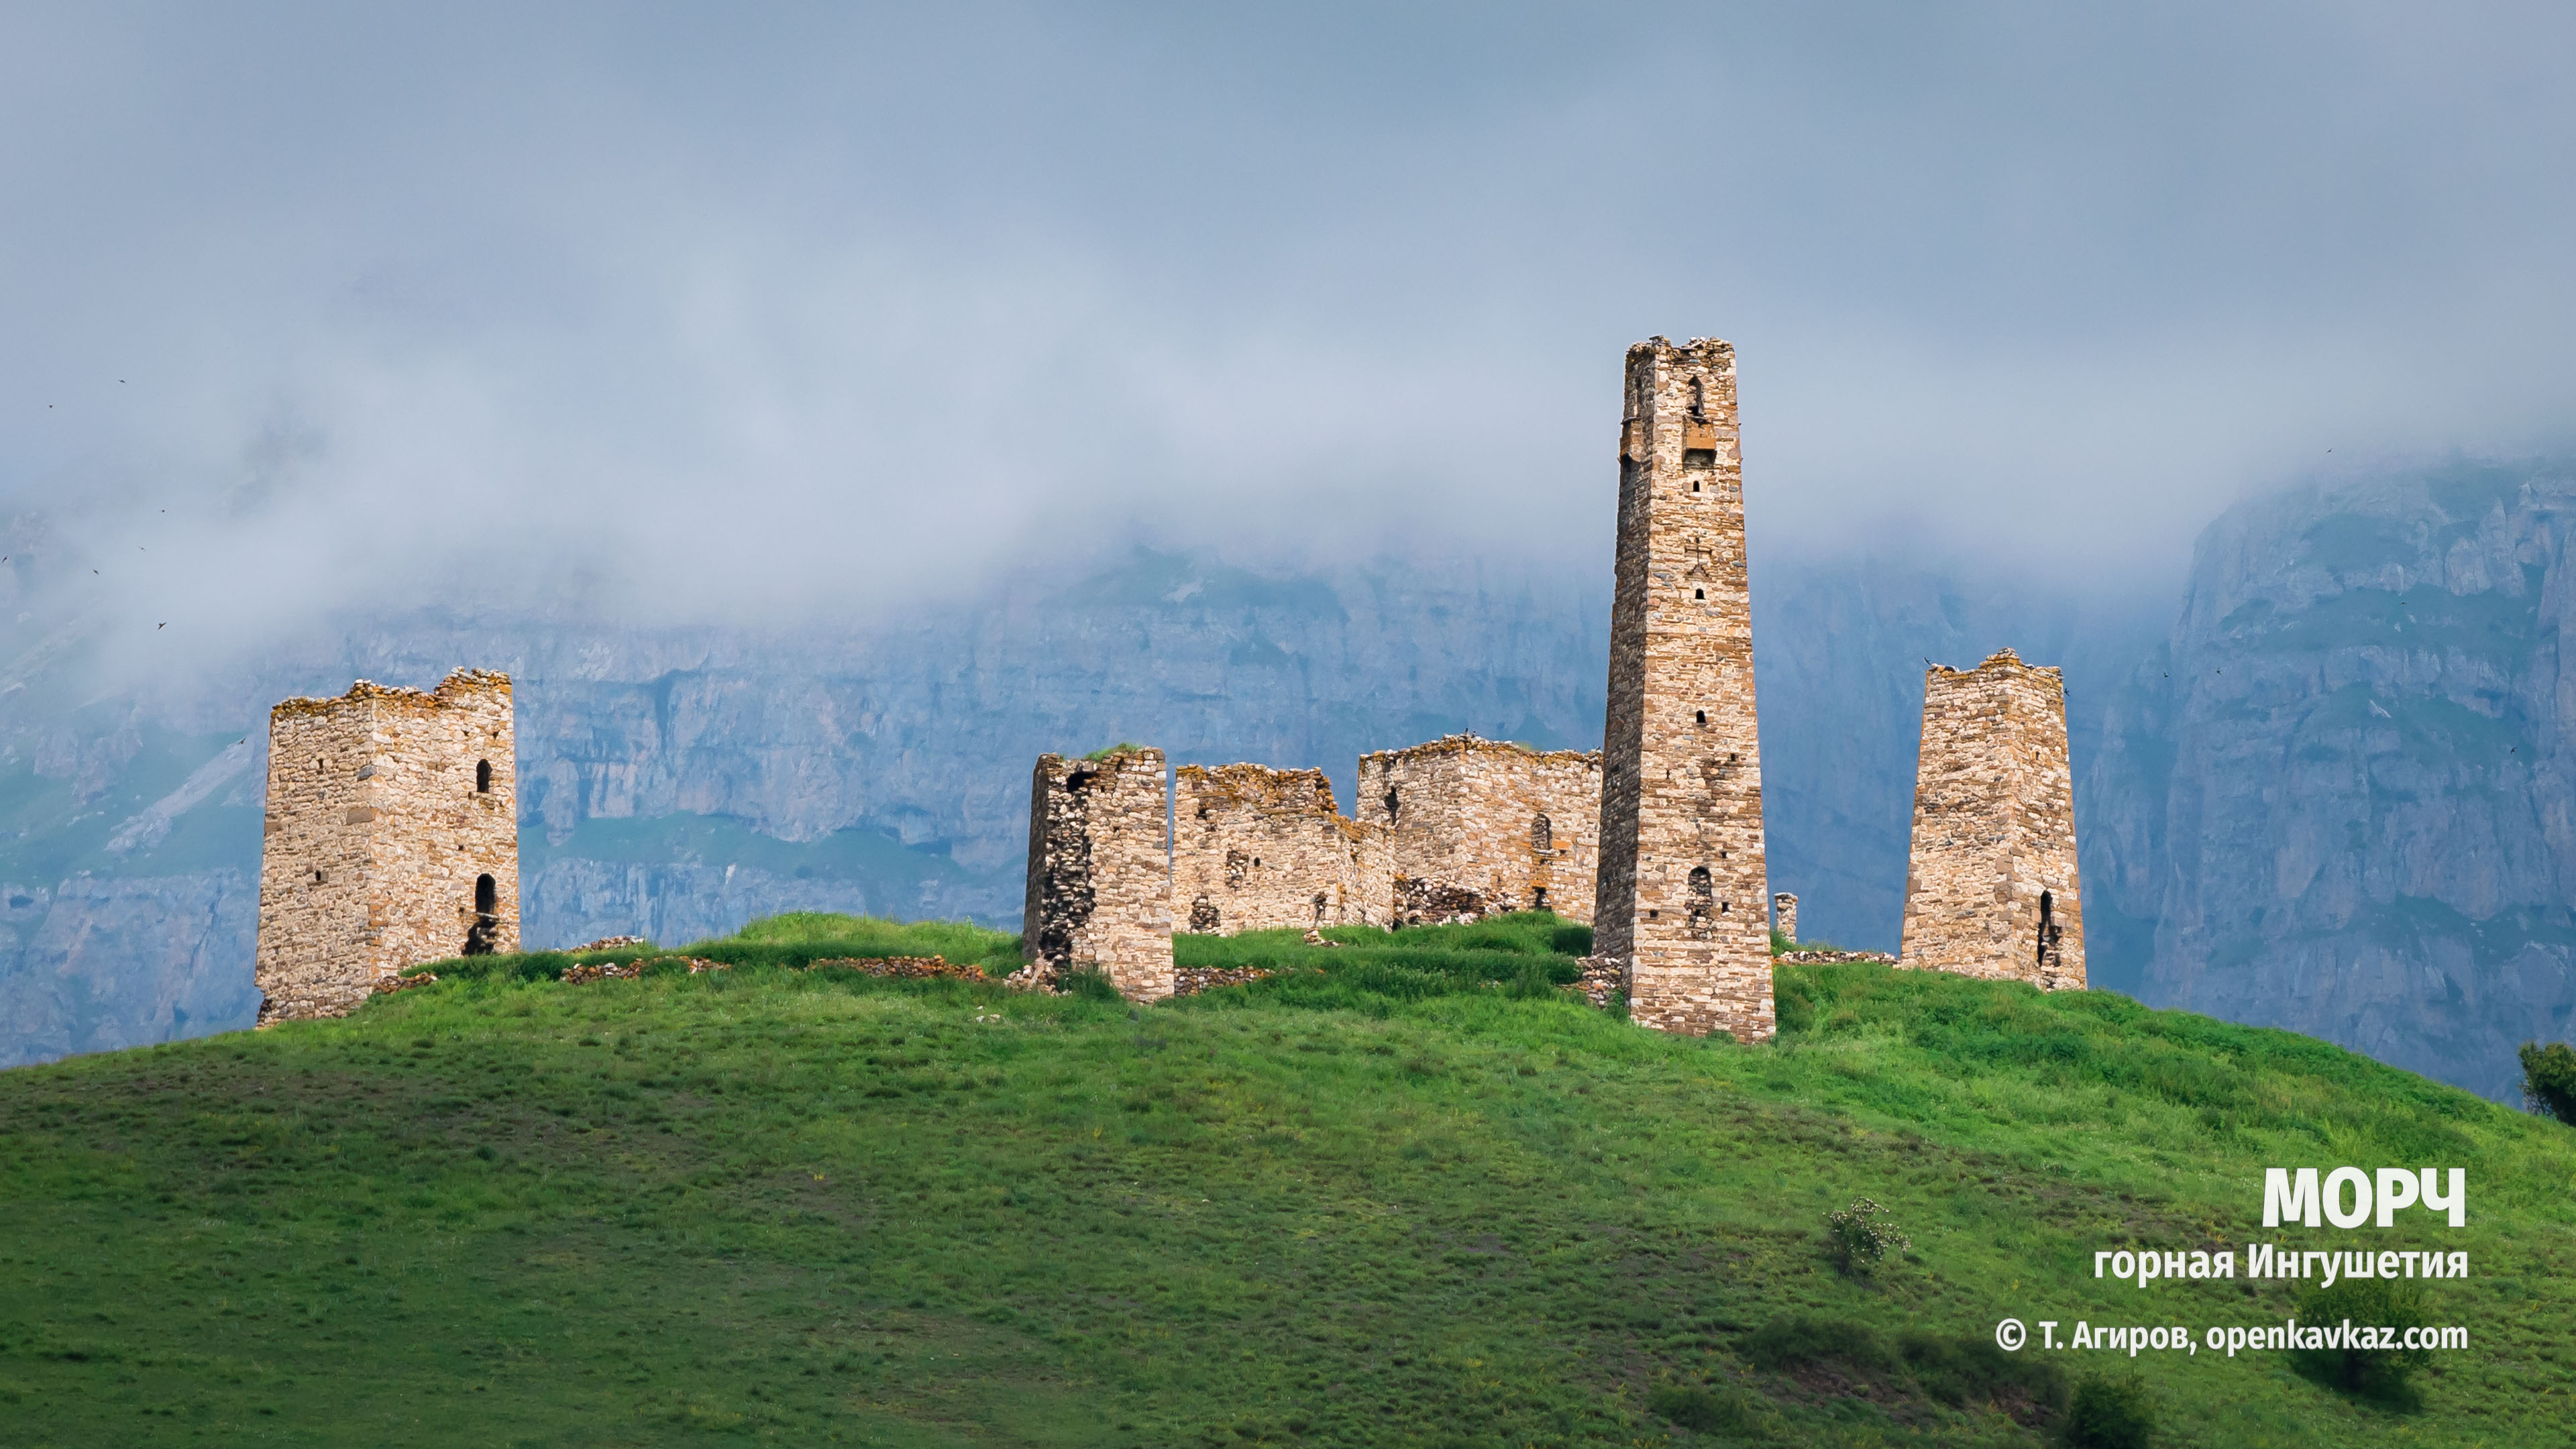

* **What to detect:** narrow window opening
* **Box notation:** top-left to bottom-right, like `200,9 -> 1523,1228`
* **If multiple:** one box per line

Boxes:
1691,480 -> 1701,492
476,759 -> 492,793
1682,448 -> 1717,469
1690,376 -> 1707,418
1531,814 -> 1554,853
1695,710 -> 1707,725
1694,588 -> 1705,599
1532,885 -> 1548,912
1684,865 -> 1717,937
311,868 -> 325,885
1383,788 -> 1399,823
465,873 -> 499,955
2037,890 -> 2057,968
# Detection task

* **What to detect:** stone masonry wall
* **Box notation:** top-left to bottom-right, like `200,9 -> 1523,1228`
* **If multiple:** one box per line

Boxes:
1024,749 -> 1175,1002
1356,734 -> 1601,925
1593,336 -> 1774,1040
256,669 -> 519,1022
1173,763 -> 1386,933
1899,649 -> 2086,990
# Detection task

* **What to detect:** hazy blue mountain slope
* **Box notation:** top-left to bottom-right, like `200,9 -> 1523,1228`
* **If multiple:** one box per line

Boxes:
1753,558 -> 2158,960
2089,458 -> 2576,1097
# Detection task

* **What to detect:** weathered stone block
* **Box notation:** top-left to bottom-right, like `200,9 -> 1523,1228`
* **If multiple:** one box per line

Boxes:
1024,748 -> 1175,1002
1173,763 -> 1385,934
1899,649 -> 2086,990
1356,733 -> 1601,925
1594,336 -> 1774,1041
255,669 -> 519,1022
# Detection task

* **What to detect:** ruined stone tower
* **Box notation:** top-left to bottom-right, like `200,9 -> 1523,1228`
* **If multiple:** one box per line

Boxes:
256,669 -> 518,1022
1899,649 -> 2085,991
1772,892 -> 1798,943
1024,748 -> 1175,1002
1357,735 -> 1601,925
1593,336 -> 1773,1040
1173,763 -> 1385,934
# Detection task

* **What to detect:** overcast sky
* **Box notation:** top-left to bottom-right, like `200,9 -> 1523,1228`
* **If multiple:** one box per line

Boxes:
6,3 -> 2575,655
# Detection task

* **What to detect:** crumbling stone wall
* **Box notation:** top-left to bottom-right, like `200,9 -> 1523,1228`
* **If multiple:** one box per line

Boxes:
1356,734 -> 1601,925
1593,336 -> 1774,1041
1900,649 -> 2086,990
1173,763 -> 1385,933
256,669 -> 519,1022
1772,892 -> 1798,942
1024,748 -> 1175,1002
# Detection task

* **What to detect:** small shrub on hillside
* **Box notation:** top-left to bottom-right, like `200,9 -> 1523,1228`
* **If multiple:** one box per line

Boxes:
2059,1373 -> 2155,1448
1503,961 -> 1558,1000
1770,928 -> 1791,955
2288,1278 -> 2434,1403
1822,1197 -> 1911,1275
2522,1040 -> 2576,1122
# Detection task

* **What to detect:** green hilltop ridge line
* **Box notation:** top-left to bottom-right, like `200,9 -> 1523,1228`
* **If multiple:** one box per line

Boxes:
2,913 -> 2571,1446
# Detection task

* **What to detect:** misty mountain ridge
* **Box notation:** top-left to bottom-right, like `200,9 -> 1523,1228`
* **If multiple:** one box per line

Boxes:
2,464 -> 2570,1102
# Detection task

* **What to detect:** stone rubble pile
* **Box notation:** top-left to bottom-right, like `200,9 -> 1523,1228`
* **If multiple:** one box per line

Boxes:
1568,956 -> 1623,1010
1776,949 -> 1897,965
557,955 -> 729,983
807,955 -> 981,981
1002,959 -> 1060,993
1174,965 -> 1277,996
375,971 -> 439,996
573,935 -> 649,952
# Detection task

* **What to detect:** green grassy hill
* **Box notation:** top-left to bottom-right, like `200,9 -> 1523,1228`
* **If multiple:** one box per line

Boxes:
2,914 -> 2569,1447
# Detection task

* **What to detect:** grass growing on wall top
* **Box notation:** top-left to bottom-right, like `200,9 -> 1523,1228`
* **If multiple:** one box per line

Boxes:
2,924 -> 2571,1446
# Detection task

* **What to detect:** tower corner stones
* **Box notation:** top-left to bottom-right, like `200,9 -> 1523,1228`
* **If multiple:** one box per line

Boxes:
255,668 -> 519,1023
1593,335 -> 1774,1041
1025,747 -> 1175,1002
1900,648 -> 2085,990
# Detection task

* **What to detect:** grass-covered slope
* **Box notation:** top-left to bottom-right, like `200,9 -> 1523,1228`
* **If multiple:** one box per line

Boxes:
2,914 -> 2570,1447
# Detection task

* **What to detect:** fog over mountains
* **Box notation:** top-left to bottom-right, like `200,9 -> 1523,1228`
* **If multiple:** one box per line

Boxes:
5,458 -> 2574,1100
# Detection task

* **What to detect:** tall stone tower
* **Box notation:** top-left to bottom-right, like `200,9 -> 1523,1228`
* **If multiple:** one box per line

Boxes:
1899,649 -> 2085,991
1024,747 -> 1175,1002
256,669 -> 518,1023
1593,336 -> 1773,1040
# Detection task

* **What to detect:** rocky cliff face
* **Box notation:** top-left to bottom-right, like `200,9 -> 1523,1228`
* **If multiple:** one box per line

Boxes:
2090,459 -> 2576,1099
